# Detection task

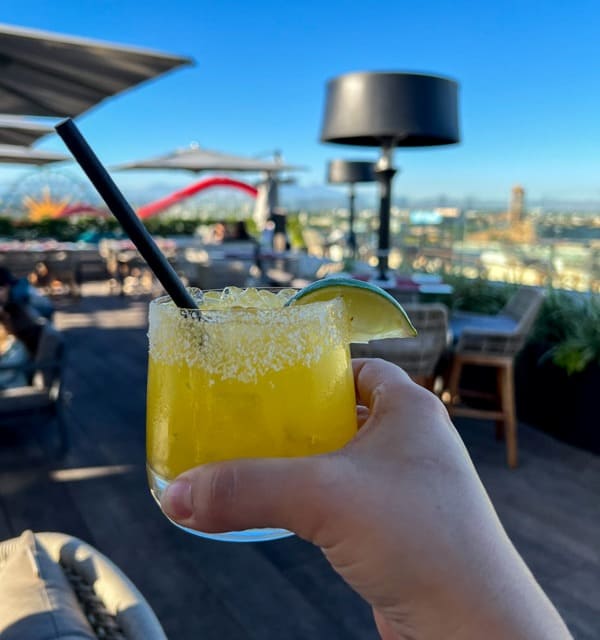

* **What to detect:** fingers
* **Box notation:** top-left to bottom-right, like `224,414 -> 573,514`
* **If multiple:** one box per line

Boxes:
352,357 -> 414,411
373,609 -> 398,640
161,358 -> 461,545
356,405 -> 370,429
352,358 -> 466,452
161,454 -> 339,543
160,360 -> 410,541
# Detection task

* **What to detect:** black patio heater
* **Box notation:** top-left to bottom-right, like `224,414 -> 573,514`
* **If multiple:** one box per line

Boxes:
320,72 -> 460,283
327,159 -> 376,259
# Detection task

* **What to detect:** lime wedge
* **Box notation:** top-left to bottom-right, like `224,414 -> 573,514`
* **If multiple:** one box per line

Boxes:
285,277 -> 417,343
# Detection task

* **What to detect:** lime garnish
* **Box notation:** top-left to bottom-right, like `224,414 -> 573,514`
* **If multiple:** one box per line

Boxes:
285,277 -> 417,343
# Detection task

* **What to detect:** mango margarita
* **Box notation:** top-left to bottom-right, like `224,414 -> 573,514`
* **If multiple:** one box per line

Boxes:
146,287 -> 357,482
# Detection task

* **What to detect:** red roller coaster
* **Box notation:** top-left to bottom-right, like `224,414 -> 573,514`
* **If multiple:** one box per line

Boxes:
137,176 -> 258,219
56,176 -> 258,220
55,176 -> 258,219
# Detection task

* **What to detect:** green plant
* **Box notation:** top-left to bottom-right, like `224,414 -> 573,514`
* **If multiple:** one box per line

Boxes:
0,216 -> 14,236
551,295 -> 600,374
528,290 -> 600,375
285,213 -> 306,250
436,275 -> 516,313
529,290 -> 579,345
143,217 -> 201,236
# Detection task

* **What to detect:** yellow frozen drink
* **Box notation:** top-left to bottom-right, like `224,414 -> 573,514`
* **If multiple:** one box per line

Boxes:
146,287 -> 357,541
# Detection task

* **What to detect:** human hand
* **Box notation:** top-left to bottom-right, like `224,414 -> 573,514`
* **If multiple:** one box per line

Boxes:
162,359 -> 571,639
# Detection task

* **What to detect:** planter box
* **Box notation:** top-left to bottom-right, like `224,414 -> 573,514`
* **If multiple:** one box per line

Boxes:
516,342 -> 600,455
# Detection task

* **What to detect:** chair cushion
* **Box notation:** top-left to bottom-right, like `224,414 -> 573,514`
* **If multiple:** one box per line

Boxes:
0,530 -> 96,639
0,385 -> 52,414
449,312 -> 518,342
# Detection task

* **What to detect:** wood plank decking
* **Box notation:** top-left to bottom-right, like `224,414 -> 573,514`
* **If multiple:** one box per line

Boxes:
0,283 -> 598,639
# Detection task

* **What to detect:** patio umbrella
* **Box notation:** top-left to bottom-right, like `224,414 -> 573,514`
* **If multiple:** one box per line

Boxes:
114,145 -> 302,231
0,143 -> 69,165
0,115 -> 54,145
0,23 -> 193,117
114,145 -> 300,174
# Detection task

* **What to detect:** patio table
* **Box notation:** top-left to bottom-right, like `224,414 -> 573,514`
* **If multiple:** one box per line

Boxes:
350,272 -> 454,302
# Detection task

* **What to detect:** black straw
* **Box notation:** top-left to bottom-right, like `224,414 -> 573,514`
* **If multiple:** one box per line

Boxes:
55,118 -> 198,310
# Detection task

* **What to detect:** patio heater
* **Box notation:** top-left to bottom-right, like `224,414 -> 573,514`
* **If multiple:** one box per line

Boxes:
320,72 -> 460,284
327,159 -> 376,260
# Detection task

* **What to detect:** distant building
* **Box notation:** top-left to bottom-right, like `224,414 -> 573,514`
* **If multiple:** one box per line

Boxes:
509,185 -> 525,223
435,207 -> 461,219
465,185 -> 536,245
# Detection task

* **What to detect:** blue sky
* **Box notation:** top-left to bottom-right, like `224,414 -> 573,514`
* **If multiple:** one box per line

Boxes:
2,0 -> 600,205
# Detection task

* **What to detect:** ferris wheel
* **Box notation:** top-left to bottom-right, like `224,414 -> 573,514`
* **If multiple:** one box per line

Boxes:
1,168 -> 97,219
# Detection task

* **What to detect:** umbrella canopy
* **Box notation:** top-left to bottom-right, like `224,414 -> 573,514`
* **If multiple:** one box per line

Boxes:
0,115 -> 54,145
0,143 -> 69,165
0,23 -> 193,117
114,144 -> 301,173
115,145 -> 302,232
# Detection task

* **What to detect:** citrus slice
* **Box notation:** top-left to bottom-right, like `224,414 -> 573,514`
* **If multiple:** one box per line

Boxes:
285,277 -> 417,343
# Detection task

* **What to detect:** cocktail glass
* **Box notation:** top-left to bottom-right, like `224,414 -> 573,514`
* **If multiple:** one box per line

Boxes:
146,287 -> 357,542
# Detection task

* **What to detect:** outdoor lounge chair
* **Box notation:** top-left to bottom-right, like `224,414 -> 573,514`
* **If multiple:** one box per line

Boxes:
0,322 -> 67,454
448,285 -> 545,342
445,286 -> 545,468
0,530 -> 167,640
351,303 -> 449,390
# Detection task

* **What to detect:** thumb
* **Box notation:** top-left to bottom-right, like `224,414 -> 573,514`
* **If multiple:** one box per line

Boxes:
160,455 -> 338,542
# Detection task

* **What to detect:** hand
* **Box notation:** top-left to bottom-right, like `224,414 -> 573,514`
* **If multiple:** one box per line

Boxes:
162,359 -> 571,640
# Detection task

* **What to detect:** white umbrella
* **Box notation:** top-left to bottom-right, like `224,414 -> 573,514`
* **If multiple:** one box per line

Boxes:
114,144 -> 301,174
115,145 -> 303,231
0,143 -> 69,165
0,23 -> 193,117
0,115 -> 54,145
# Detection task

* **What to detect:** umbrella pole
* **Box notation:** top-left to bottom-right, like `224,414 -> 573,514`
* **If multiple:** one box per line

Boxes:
375,146 -> 397,281
348,183 -> 357,260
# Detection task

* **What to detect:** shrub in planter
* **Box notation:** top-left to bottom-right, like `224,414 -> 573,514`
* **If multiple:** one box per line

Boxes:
551,295 -> 600,375
440,275 -> 516,313
517,292 -> 600,454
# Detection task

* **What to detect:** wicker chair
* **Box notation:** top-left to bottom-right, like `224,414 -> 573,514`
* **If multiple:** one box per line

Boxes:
0,531 -> 167,639
445,287 -> 545,468
351,303 -> 449,390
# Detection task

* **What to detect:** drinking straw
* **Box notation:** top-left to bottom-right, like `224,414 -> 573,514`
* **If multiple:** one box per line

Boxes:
55,118 -> 198,310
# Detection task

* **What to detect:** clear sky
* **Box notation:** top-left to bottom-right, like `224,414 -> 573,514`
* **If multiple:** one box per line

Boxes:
2,0 -> 600,205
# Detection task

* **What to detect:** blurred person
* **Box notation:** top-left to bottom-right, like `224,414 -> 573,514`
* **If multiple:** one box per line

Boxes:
162,359 -> 572,640
260,220 -> 275,249
209,222 -> 226,244
270,209 -> 290,252
224,220 -> 261,272
223,220 -> 254,243
0,313 -> 29,390
0,266 -> 54,320
29,261 -> 52,291
0,267 -> 48,356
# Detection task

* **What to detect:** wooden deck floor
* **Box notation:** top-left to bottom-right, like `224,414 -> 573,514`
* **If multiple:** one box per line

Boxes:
0,283 -> 598,640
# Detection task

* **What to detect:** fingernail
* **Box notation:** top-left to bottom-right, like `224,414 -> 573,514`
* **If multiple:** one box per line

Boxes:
161,478 -> 193,520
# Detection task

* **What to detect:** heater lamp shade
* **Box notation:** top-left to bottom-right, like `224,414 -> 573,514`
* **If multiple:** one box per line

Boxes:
320,72 -> 460,148
327,159 -> 376,184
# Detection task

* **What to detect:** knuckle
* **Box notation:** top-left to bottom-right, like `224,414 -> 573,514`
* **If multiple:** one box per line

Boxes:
414,384 -> 451,419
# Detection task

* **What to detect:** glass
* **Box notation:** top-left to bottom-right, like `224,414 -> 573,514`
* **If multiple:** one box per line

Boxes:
146,288 -> 357,542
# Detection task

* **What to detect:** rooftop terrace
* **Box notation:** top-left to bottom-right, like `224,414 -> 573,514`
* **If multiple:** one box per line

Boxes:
0,283 -> 598,639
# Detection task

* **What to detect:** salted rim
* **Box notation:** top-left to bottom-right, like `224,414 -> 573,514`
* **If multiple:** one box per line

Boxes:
147,292 -> 350,381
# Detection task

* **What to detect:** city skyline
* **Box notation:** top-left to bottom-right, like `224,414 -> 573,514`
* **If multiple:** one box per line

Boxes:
4,170 -> 600,217
1,1 -> 600,203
